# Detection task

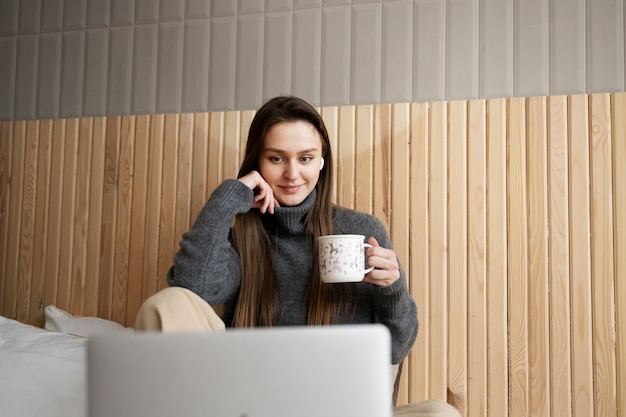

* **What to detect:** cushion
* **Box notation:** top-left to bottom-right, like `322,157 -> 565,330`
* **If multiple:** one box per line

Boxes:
0,315 -> 87,417
44,305 -> 133,337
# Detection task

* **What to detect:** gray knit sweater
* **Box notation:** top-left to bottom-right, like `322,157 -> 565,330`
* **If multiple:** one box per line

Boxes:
167,179 -> 418,364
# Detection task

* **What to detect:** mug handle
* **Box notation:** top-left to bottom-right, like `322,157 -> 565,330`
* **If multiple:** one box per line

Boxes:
363,243 -> 375,274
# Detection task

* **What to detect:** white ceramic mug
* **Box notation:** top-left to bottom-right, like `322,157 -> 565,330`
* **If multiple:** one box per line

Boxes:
317,234 -> 374,283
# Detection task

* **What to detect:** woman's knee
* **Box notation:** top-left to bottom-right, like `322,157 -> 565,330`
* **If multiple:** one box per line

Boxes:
393,399 -> 461,417
135,287 -> 225,332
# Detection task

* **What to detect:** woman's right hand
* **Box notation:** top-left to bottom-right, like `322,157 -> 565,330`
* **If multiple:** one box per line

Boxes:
238,171 -> 280,214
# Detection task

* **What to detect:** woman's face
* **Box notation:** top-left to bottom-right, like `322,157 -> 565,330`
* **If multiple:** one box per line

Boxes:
258,120 -> 324,207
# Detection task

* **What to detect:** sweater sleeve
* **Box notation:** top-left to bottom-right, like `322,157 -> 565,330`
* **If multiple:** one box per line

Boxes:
167,179 -> 253,305
334,208 -> 419,364
372,268 -> 418,364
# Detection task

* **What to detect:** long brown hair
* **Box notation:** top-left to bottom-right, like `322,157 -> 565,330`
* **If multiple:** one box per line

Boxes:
230,96 -> 350,327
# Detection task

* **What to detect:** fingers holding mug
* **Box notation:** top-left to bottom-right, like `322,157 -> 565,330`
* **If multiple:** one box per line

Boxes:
362,237 -> 400,287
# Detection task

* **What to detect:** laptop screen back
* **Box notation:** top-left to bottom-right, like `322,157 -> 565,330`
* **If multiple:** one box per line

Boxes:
87,325 -> 392,417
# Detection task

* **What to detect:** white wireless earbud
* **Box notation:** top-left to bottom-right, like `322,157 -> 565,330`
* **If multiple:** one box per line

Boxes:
320,157 -> 325,170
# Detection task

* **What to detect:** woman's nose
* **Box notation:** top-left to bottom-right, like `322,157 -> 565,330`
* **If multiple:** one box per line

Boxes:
283,161 -> 298,179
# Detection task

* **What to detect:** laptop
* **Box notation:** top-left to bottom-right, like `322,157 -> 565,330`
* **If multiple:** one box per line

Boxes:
87,325 -> 392,417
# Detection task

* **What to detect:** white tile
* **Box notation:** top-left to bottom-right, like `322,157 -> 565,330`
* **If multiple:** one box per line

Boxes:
514,0 -> 549,96
479,0 -> 513,98
294,0 -> 322,10
209,16 -> 237,110
351,3 -> 381,104
549,0 -> 585,95
586,0 -> 625,92
87,0 -> 110,27
63,0 -> 87,30
107,26 -> 133,115
263,12 -> 292,100
321,5 -> 350,105
0,0 -> 18,35
160,0 -> 185,21
382,0 -> 412,103
40,0 -> 63,32
60,31 -> 85,117
413,0 -> 445,102
0,37 -> 16,119
446,0 -> 479,100
292,9 -> 321,106
37,33 -> 62,119
266,0 -> 292,12
135,0 -> 159,23
15,35 -> 38,119
235,14 -> 264,109
18,0 -> 41,34
187,0 -> 211,19
238,0 -> 265,14
157,22 -> 184,113
182,19 -> 210,112
83,29 -> 109,116
323,0 -> 350,6
131,24 -> 158,114
110,0 -> 134,25
211,1 -> 237,16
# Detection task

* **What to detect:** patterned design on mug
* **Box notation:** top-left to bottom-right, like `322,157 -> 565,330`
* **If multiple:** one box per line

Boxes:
319,239 -> 364,277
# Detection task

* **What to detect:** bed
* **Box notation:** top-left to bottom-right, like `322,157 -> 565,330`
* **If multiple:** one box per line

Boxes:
0,307 -> 132,417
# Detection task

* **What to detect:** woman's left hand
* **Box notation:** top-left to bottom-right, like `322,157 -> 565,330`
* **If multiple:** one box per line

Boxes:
362,237 -> 400,287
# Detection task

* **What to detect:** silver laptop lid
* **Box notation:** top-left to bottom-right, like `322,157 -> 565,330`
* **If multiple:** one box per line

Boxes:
88,325 -> 392,417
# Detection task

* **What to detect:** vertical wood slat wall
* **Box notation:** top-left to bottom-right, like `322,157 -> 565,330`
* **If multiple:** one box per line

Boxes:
0,93 -> 624,417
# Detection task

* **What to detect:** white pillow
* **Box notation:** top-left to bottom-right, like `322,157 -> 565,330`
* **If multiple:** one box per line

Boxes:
44,305 -> 133,337
0,315 -> 87,417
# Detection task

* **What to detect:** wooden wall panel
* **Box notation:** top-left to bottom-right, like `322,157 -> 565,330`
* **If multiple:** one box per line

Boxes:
527,97 -> 549,417
143,115 -> 165,299
613,93 -> 626,417
427,100 -> 448,401
466,99 -> 487,417
336,106 -> 356,209
447,100 -> 468,413
0,121 -> 13,315
589,94 -> 617,416
390,103 -> 411,407
97,117 -> 120,320
547,95 -> 573,417
43,120 -> 66,317
375,104 -> 393,230
355,105 -> 375,214
0,93 -> 624,417
69,118 -> 92,317
30,119 -> 52,322
126,115 -> 150,325
3,121 -> 25,320
486,98 -> 509,417
84,118 -> 106,318
569,95 -> 594,417
17,120 -> 38,322
507,97 -> 530,417
408,102 -> 429,404
57,119 -> 78,313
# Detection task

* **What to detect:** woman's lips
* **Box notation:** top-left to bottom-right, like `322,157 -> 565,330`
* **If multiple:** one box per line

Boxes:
280,184 -> 302,193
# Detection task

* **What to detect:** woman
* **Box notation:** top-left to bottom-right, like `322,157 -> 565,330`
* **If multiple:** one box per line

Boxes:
136,96 -> 459,417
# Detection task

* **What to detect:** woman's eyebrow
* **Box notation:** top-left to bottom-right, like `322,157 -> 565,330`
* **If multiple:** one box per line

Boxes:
262,147 -> 320,154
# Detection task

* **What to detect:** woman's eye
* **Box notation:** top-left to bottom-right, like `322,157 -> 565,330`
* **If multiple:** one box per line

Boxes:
269,156 -> 283,163
300,156 -> 312,163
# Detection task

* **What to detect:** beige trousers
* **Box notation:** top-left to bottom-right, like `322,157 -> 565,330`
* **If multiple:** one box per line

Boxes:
135,287 -> 461,417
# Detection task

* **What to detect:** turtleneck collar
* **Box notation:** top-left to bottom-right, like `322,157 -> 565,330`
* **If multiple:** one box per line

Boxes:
262,188 -> 317,235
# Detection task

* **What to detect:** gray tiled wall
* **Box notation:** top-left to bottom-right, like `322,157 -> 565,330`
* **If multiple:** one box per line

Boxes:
1,0 -> 625,121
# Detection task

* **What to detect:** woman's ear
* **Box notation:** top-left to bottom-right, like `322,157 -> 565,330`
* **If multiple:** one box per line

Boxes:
320,157 -> 325,171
